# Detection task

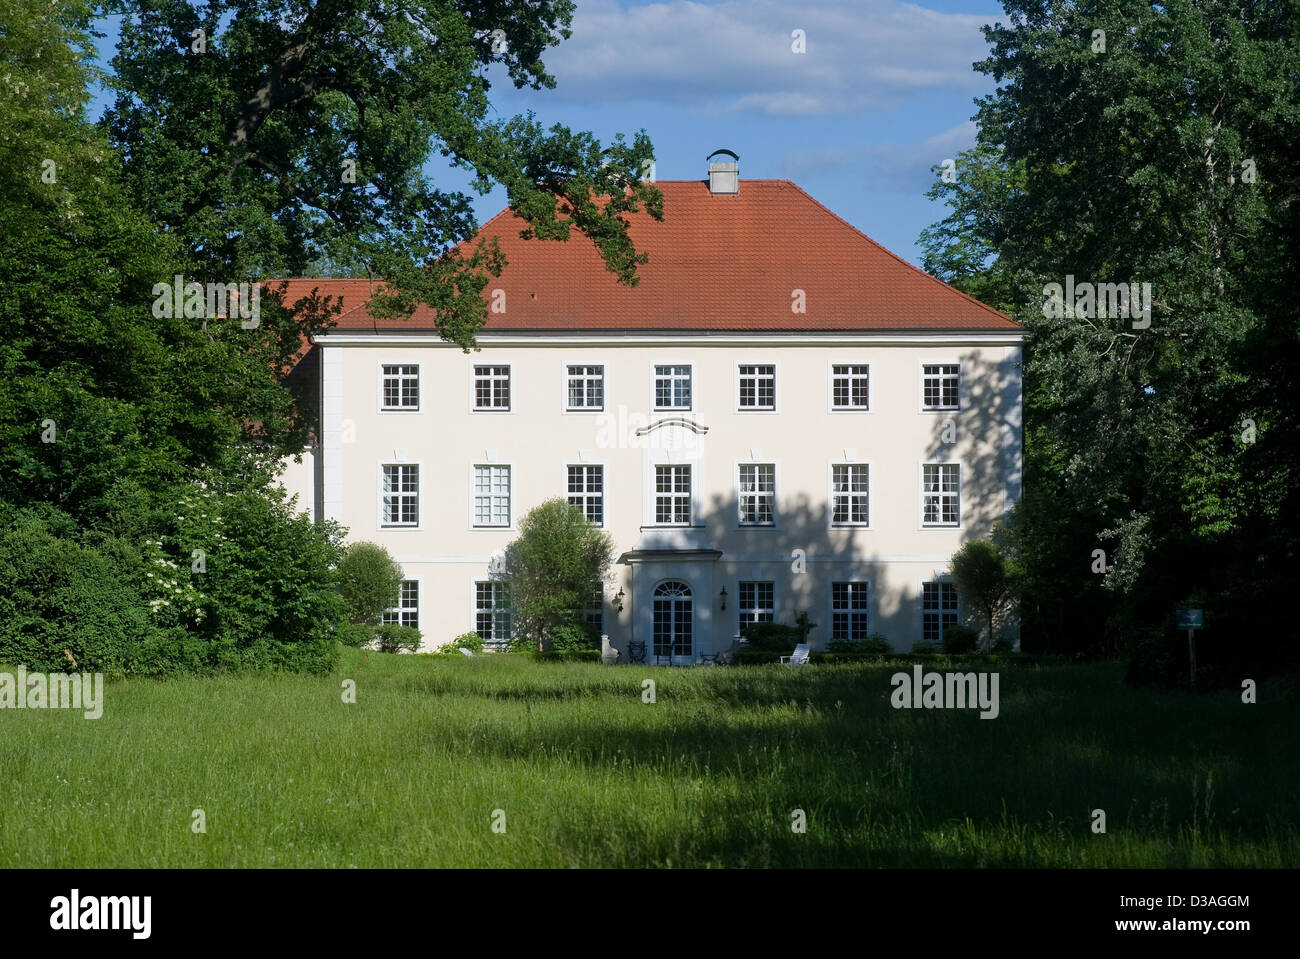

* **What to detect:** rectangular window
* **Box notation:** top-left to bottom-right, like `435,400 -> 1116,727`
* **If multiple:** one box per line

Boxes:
738,364 -> 776,410
831,582 -> 869,641
584,582 -> 604,638
475,582 -> 512,649
654,465 -> 691,525
382,580 -> 419,630
473,465 -> 511,527
654,365 -> 692,410
738,463 -> 775,525
922,582 -> 959,646
831,463 -> 869,527
474,365 -> 511,410
922,364 -> 960,410
381,464 -> 419,526
831,364 -> 869,410
566,365 -> 604,410
567,465 -> 604,526
738,581 -> 774,633
922,464 -> 960,526
381,364 -> 419,410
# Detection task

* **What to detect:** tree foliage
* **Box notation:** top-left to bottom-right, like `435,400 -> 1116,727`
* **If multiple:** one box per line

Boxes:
337,541 -> 405,626
949,540 -> 1013,653
921,1 -> 1300,658
502,498 -> 613,652
102,0 -> 663,357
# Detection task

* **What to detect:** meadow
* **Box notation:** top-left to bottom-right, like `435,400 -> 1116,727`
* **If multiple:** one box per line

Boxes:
1,651 -> 1295,867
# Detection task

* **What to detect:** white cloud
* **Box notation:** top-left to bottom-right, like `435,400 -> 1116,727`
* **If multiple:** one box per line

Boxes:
531,0 -> 998,116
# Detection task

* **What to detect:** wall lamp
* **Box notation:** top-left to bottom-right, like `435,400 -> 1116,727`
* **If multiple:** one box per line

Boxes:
719,586 -> 728,611
615,588 -> 625,613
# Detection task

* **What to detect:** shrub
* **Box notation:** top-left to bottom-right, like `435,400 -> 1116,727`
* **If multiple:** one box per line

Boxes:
941,625 -> 980,655
910,640 -> 939,655
529,649 -> 601,663
338,623 -> 377,648
337,542 -> 404,626
828,634 -> 892,655
443,631 -> 485,654
991,637 -> 1015,653
0,515 -> 171,677
733,649 -> 782,665
548,623 -> 596,653
740,622 -> 803,654
376,624 -> 422,653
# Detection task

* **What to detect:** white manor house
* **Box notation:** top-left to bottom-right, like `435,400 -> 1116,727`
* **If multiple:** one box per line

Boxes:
278,155 -> 1025,662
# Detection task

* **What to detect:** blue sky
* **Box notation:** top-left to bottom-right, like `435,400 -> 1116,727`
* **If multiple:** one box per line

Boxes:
89,0 -> 1006,268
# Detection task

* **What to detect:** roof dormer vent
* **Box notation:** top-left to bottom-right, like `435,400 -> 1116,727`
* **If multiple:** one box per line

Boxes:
707,149 -> 739,194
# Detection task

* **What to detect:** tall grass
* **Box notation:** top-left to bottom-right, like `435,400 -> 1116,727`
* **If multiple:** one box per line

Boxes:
0,651 -> 1295,867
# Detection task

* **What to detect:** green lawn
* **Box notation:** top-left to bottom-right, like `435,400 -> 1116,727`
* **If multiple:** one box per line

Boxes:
1,650 -> 1295,867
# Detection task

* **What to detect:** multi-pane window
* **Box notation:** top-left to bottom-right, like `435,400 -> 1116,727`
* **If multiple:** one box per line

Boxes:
922,364 -> 960,410
381,365 -> 419,410
654,365 -> 692,410
923,582 -> 958,646
831,464 -> 869,526
738,463 -> 775,525
831,582 -> 870,641
473,465 -> 511,527
738,364 -> 776,410
584,582 -> 604,638
381,464 -> 419,526
567,465 -> 604,526
652,580 -> 693,660
738,581 -> 774,632
382,580 -> 419,630
474,365 -> 511,410
922,464 -> 960,526
831,364 -> 869,410
475,582 -> 512,649
567,365 -> 604,410
654,465 -> 691,524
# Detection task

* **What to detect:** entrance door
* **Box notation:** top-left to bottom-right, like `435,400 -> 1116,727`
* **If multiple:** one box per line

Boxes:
652,580 -> 693,664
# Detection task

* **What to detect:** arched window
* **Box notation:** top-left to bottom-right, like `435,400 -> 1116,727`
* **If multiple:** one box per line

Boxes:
652,581 -> 693,662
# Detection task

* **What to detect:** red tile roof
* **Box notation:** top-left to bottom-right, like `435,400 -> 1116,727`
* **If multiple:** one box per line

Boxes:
273,180 -> 1019,334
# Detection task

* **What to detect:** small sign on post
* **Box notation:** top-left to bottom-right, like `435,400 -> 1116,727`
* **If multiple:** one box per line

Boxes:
1176,608 -> 1203,687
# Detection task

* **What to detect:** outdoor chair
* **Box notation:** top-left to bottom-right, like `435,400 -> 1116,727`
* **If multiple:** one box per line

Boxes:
780,644 -> 812,666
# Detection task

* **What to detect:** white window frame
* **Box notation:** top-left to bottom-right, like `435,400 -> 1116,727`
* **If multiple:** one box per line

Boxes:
472,364 -> 512,412
652,463 -> 693,526
920,578 -> 960,647
737,580 -> 775,634
566,463 -> 606,528
736,461 -> 776,527
471,463 -> 513,528
735,362 -> 778,412
382,578 -> 421,631
563,362 -> 605,412
828,460 -> 872,529
378,462 -> 421,529
829,580 -> 871,643
828,361 -> 871,412
379,361 -> 421,412
920,461 -> 961,528
652,363 -> 693,412
919,359 -> 962,413
473,580 -> 512,649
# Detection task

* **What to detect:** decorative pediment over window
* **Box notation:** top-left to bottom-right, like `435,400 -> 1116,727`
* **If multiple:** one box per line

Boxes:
635,417 -> 709,437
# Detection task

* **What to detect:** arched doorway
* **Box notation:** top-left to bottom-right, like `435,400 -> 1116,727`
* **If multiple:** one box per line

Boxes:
653,580 -> 693,663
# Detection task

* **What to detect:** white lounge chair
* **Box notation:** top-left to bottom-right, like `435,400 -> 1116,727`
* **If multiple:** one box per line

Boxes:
780,644 -> 811,666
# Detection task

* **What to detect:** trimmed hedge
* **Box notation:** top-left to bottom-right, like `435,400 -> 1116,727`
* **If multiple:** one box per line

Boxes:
528,649 -> 601,663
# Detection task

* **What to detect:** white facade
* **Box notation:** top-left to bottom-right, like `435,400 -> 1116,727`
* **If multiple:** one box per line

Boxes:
283,329 -> 1024,659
